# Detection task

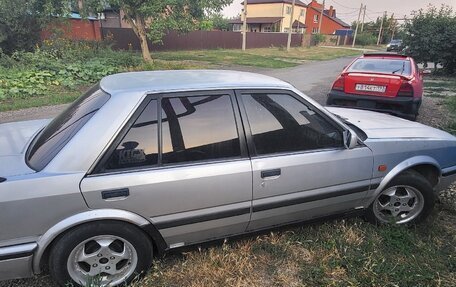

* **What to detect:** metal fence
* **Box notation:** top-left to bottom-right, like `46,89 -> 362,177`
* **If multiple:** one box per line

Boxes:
101,28 -> 304,51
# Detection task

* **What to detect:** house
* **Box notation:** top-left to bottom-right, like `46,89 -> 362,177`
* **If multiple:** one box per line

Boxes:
229,0 -> 307,33
305,0 -> 350,34
229,0 -> 350,35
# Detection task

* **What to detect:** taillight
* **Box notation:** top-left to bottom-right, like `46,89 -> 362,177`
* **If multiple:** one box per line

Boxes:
332,75 -> 345,91
397,81 -> 414,97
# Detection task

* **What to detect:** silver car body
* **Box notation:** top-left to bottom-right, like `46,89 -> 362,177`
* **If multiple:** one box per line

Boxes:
1,70 -> 455,281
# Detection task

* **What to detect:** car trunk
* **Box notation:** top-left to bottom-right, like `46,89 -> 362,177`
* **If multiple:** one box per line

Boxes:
344,72 -> 404,98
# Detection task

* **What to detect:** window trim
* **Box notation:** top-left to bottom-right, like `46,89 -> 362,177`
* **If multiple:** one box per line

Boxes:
91,89 -> 248,175
235,89 -> 346,159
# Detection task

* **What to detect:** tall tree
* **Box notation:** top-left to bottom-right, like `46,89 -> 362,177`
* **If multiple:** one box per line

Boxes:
87,0 -> 232,61
403,4 -> 456,73
0,0 -> 71,54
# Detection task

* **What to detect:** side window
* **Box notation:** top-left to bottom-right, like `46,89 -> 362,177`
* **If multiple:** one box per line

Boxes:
242,93 -> 343,155
161,95 -> 241,164
104,100 -> 158,170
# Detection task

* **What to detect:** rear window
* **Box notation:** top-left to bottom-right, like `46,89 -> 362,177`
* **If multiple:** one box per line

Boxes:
348,58 -> 411,76
26,85 -> 110,171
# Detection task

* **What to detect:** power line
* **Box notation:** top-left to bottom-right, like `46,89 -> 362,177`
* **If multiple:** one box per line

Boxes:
328,0 -> 359,10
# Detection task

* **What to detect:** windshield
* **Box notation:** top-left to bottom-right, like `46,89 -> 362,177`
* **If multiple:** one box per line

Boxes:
348,58 -> 412,76
26,84 -> 110,171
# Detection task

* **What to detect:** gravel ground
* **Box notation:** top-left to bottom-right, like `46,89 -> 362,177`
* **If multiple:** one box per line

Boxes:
0,104 -> 69,124
0,69 -> 455,287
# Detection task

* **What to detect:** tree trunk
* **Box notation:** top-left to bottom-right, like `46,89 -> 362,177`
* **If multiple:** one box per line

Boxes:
124,13 -> 152,62
138,29 -> 152,62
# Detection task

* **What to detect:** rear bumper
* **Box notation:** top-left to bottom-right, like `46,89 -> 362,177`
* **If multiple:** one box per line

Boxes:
327,90 -> 421,120
0,243 -> 37,281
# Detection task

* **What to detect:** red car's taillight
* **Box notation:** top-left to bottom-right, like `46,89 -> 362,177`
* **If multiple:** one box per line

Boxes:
397,81 -> 414,97
332,75 -> 345,91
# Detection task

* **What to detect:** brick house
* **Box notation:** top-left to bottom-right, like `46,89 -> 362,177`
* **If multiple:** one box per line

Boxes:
305,0 -> 350,34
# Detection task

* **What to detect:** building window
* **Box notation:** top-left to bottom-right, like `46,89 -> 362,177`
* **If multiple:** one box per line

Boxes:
286,6 -> 292,14
232,24 -> 242,31
300,9 -> 305,17
263,25 -> 272,32
312,27 -> 319,34
313,14 -> 319,23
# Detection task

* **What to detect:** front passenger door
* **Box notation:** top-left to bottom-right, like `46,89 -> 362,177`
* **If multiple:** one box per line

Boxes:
237,90 -> 374,231
81,91 -> 252,248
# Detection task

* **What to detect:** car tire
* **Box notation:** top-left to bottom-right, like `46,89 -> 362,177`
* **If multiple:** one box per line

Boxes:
365,170 -> 435,225
49,221 -> 153,287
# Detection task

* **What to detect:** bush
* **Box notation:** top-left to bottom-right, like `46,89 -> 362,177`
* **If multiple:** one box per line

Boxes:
0,42 -> 143,100
404,4 -> 456,74
355,33 -> 377,46
312,34 -> 326,46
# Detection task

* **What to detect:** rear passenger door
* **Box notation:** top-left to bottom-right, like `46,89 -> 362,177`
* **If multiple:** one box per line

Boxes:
80,90 -> 252,248
236,90 -> 374,231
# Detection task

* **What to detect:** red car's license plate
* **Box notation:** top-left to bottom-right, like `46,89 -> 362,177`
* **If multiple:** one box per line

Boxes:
355,84 -> 386,93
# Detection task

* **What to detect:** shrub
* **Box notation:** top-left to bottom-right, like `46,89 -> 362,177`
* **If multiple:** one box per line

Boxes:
312,34 -> 326,46
404,4 -> 456,74
355,33 -> 377,46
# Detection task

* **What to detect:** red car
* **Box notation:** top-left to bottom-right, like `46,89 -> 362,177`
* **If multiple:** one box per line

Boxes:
326,53 -> 423,120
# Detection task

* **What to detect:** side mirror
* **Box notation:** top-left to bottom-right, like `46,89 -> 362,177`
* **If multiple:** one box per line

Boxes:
343,130 -> 358,149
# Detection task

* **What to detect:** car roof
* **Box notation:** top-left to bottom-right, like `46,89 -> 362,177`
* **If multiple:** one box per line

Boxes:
100,70 -> 293,94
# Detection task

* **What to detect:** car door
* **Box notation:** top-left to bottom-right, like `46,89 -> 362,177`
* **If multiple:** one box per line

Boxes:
80,90 -> 252,248
236,90 -> 374,231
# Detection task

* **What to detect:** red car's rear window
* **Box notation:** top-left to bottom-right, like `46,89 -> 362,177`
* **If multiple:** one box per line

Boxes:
348,58 -> 412,76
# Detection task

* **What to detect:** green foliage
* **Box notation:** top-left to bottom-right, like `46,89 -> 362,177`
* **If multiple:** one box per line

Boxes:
0,0 -> 74,54
209,13 -> 230,31
355,33 -> 377,46
404,4 -> 456,74
352,15 -> 399,44
84,0 -> 233,60
312,33 -> 326,45
0,0 -> 41,54
0,39 -> 143,99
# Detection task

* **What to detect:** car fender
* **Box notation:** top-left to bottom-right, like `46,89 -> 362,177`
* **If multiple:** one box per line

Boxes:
367,155 -> 441,205
32,209 -> 164,273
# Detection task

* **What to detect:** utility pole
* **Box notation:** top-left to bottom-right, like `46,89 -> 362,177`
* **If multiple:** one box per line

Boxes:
352,3 -> 363,47
361,4 -> 366,32
286,0 -> 296,51
318,0 -> 325,33
242,0 -> 247,51
389,13 -> 395,42
377,11 -> 386,45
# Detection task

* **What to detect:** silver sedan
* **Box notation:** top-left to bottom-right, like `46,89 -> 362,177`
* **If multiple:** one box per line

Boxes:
1,70 -> 455,286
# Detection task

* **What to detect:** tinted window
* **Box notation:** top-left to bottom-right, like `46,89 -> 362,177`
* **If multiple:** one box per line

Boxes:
348,58 -> 411,75
27,85 -> 110,171
161,95 -> 241,164
243,93 -> 343,155
104,100 -> 158,170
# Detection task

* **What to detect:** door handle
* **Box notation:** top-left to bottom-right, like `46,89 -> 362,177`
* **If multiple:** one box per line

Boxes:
101,188 -> 130,200
261,169 -> 281,179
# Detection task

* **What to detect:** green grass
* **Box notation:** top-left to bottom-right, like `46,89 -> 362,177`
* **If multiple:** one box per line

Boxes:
154,47 -> 361,68
0,87 -> 81,112
140,209 -> 456,287
427,77 -> 456,135
0,46 -> 361,112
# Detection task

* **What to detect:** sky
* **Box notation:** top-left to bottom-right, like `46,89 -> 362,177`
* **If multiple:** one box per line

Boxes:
222,0 -> 456,23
